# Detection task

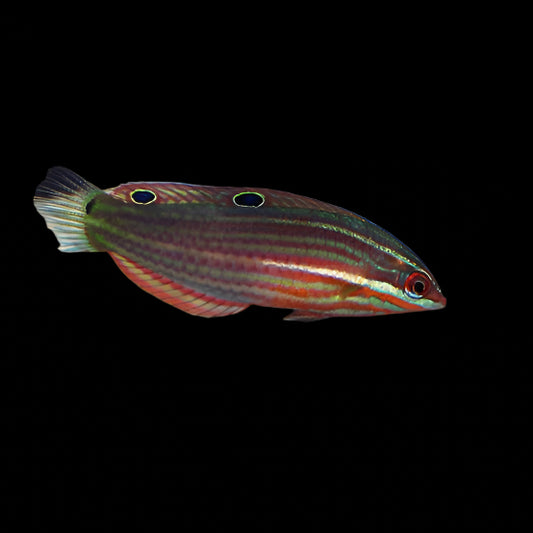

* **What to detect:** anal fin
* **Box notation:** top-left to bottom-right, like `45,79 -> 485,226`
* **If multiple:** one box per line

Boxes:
109,253 -> 249,318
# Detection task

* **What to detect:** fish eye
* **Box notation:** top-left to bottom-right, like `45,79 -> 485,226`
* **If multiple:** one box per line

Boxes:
404,271 -> 431,299
233,191 -> 265,208
131,189 -> 157,204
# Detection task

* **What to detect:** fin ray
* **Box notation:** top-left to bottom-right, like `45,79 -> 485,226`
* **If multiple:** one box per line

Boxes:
34,167 -> 101,252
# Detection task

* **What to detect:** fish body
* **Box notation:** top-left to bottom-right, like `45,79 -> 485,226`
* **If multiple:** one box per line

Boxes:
34,167 -> 446,320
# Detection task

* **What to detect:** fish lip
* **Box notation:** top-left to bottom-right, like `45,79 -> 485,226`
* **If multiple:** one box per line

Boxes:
427,275 -> 446,309
432,291 -> 447,310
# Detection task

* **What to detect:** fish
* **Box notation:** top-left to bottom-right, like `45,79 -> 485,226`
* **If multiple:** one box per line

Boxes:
33,166 -> 446,321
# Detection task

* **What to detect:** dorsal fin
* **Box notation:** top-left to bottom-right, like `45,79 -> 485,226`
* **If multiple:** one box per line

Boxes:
109,253 -> 249,318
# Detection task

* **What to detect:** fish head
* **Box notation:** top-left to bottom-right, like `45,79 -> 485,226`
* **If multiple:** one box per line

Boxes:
354,222 -> 447,315
394,266 -> 447,312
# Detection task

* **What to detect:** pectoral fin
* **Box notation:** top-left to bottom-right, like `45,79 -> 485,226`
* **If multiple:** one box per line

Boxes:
283,309 -> 330,322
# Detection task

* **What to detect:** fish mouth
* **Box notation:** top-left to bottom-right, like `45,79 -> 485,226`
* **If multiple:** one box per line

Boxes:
430,290 -> 447,310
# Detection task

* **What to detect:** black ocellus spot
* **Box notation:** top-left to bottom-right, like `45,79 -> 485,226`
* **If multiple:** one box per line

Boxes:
233,191 -> 265,208
131,189 -> 157,204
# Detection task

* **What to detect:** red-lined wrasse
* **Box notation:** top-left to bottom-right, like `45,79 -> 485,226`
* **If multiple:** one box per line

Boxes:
34,167 -> 446,321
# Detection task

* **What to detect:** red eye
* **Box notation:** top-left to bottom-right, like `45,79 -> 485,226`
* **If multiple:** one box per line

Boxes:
404,271 -> 431,299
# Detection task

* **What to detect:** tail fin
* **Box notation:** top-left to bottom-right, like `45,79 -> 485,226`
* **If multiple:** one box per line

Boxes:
34,167 -> 102,252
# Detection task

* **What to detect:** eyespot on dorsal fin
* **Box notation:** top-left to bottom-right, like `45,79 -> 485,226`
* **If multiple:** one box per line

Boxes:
130,189 -> 157,204
233,191 -> 265,207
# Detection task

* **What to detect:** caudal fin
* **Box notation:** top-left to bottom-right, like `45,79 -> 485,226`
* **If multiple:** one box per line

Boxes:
34,167 -> 101,252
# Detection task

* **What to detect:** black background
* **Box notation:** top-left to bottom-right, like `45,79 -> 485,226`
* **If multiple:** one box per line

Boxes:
3,14 -> 526,530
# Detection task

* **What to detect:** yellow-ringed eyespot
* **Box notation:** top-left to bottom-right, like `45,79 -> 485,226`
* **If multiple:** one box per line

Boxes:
131,189 -> 157,204
233,191 -> 265,208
